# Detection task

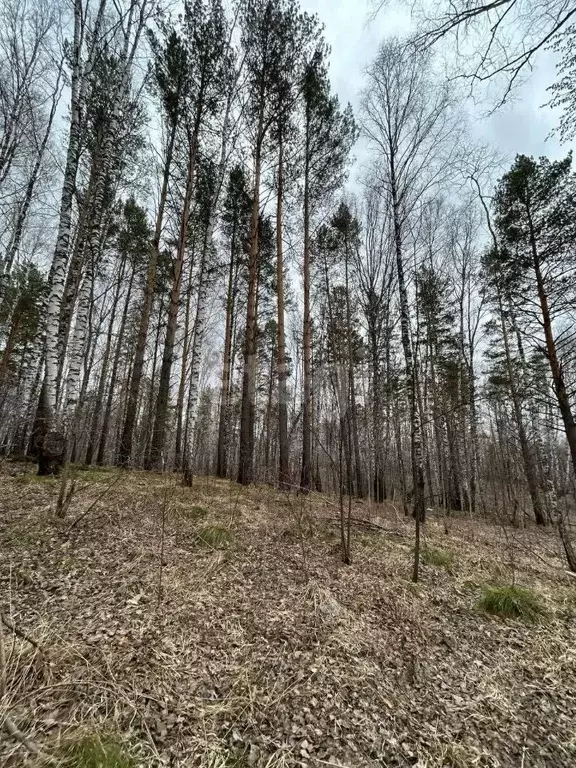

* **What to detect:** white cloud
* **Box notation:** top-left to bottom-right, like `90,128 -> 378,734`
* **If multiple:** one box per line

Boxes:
300,0 -> 575,166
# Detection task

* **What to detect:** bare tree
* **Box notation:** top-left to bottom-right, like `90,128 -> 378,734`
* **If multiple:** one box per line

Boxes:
362,39 -> 462,581
372,0 -> 576,107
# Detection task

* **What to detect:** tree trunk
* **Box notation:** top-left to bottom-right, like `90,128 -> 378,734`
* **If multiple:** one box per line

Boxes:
301,113 -> 312,492
237,133 -> 263,486
149,121 -> 200,469
390,164 -> 424,580
0,298 -> 24,389
182,240 -> 210,486
84,258 -> 126,465
276,131 -> 290,489
39,0 -> 88,473
96,265 -> 135,465
119,119 -> 177,466
528,211 -> 576,482
216,221 -> 238,478
144,299 -> 164,467
498,293 -> 546,525
174,255 -> 195,470
343,251 -> 363,498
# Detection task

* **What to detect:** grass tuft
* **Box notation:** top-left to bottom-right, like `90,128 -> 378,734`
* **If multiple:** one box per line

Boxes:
46,731 -> 136,768
13,472 -> 57,485
182,504 -> 209,520
440,743 -> 477,767
195,524 -> 234,549
75,467 -> 115,483
422,546 -> 455,572
477,584 -> 548,623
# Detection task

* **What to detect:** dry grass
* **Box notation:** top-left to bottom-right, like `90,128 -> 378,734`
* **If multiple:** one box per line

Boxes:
1,464 -> 575,767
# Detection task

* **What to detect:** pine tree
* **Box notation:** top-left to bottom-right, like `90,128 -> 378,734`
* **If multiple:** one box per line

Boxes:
216,167 -> 251,478
237,0 -> 318,486
493,155 -> 576,487
300,49 -> 356,491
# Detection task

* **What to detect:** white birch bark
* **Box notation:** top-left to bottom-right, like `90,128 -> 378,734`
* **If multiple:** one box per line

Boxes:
63,262 -> 92,429
53,0 -> 149,427
44,0 -> 109,422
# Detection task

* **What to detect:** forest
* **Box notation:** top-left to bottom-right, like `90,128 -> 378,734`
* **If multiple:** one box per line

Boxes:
2,0 -> 576,765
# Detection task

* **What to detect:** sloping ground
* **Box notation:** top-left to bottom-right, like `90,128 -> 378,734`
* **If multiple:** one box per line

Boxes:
1,463 -> 575,767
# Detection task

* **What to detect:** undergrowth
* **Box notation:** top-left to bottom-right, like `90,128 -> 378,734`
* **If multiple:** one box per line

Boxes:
13,472 -> 57,485
439,742 -> 478,767
42,731 -> 136,768
477,584 -> 548,623
195,524 -> 234,549
422,546 -> 455,571
181,504 -> 209,520
75,467 -> 116,483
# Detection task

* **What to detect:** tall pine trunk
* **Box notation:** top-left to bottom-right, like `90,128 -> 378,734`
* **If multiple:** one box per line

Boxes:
119,121 -> 177,465
174,255 -> 196,470
149,119 -> 200,469
216,223 -> 238,478
301,117 -> 312,492
498,292 -> 546,525
528,211 -> 576,482
238,132 -> 263,486
276,131 -> 290,489
96,265 -> 135,465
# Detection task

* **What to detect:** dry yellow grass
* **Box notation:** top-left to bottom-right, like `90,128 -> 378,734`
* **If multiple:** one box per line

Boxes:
1,464 -> 575,767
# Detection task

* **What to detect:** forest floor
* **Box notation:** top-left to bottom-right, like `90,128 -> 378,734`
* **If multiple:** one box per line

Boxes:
1,462 -> 576,768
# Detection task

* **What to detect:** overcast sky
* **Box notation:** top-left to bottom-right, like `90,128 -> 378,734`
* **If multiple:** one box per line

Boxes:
299,0 -> 574,179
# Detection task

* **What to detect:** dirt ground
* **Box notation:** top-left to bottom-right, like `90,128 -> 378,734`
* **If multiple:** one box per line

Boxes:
1,462 -> 575,767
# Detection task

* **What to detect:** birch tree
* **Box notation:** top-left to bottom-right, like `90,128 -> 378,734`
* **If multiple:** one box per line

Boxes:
362,39 -> 460,581
40,0 -> 150,477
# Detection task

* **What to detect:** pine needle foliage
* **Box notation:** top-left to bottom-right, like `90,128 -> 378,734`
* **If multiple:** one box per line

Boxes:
477,585 -> 548,623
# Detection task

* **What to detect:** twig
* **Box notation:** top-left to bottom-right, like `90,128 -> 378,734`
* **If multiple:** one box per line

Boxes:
0,617 -> 50,761
157,479 -> 169,609
2,712 -> 44,756
65,471 -> 124,534
319,515 -> 409,537
1,614 -> 43,656
0,610 -> 5,699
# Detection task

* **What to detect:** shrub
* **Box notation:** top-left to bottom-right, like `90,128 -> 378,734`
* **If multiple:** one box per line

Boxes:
49,732 -> 135,768
196,524 -> 234,549
422,546 -> 455,572
477,584 -> 548,623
